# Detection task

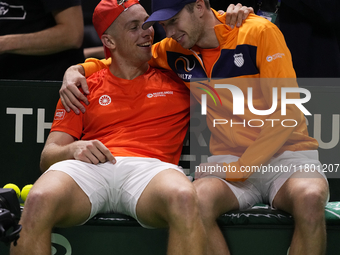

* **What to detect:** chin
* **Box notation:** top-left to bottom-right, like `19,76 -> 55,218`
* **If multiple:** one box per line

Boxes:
143,53 -> 152,61
180,40 -> 195,50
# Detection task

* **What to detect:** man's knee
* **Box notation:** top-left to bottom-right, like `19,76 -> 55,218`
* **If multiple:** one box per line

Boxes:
166,185 -> 199,217
293,179 -> 327,204
23,187 -> 59,218
290,178 -> 328,221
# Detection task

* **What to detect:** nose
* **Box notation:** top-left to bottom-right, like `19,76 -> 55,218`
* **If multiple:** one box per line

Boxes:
164,24 -> 175,38
142,25 -> 154,39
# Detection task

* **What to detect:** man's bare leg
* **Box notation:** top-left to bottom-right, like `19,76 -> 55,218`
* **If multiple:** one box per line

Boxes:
10,171 -> 91,255
273,172 -> 329,255
136,169 -> 207,255
194,178 -> 239,255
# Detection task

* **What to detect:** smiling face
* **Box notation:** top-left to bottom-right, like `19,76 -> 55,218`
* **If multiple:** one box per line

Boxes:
104,4 -> 154,66
159,6 -> 204,49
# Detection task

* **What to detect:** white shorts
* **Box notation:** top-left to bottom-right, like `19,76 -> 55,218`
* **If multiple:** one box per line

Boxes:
45,157 -> 184,228
207,150 -> 328,210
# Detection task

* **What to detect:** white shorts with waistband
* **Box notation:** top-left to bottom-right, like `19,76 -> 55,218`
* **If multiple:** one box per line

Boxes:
206,150 -> 328,210
45,157 -> 185,228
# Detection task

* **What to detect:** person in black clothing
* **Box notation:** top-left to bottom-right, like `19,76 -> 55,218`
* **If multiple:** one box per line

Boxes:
0,0 -> 84,81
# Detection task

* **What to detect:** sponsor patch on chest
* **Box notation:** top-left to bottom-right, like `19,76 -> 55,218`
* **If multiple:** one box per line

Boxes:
147,91 -> 174,98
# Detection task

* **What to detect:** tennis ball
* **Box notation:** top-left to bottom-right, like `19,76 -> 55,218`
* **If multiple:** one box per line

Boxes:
21,184 -> 33,202
3,183 -> 20,198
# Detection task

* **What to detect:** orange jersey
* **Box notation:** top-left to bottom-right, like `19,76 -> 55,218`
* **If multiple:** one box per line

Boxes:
51,67 -> 190,165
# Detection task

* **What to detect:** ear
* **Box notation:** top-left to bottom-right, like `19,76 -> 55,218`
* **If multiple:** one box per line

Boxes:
101,34 -> 116,51
195,0 -> 206,17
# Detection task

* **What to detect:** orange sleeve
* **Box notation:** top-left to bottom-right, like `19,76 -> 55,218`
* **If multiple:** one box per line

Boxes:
256,22 -> 296,78
224,23 -> 304,181
80,58 -> 111,78
149,40 -> 177,70
50,99 -> 84,139
223,104 -> 303,182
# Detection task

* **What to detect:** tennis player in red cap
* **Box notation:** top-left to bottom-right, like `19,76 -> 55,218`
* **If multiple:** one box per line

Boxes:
10,1 -> 208,254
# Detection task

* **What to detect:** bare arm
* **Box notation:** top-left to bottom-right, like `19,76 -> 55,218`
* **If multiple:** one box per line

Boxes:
84,46 -> 105,59
0,5 -> 83,55
40,131 -> 116,173
60,65 -> 89,114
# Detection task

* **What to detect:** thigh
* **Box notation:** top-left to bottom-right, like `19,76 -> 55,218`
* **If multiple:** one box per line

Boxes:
26,170 -> 91,227
206,155 -> 262,211
197,175 -> 263,211
45,160 -> 119,222
135,169 -> 193,228
265,150 -> 329,211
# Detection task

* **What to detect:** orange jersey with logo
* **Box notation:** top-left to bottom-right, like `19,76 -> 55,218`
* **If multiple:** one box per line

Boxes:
51,67 -> 190,165
81,12 -> 319,181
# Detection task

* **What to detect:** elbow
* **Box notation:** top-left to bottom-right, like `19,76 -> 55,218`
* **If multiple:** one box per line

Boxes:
68,30 -> 84,49
39,151 -> 51,173
73,31 -> 84,49
61,24 -> 83,49
39,158 -> 48,173
286,105 -> 303,128
57,31 -> 83,51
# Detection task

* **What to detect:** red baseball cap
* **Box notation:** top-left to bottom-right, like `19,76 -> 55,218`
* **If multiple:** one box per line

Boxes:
93,0 -> 140,59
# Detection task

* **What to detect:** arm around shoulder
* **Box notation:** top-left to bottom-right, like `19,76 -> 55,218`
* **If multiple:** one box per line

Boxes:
81,57 -> 111,77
